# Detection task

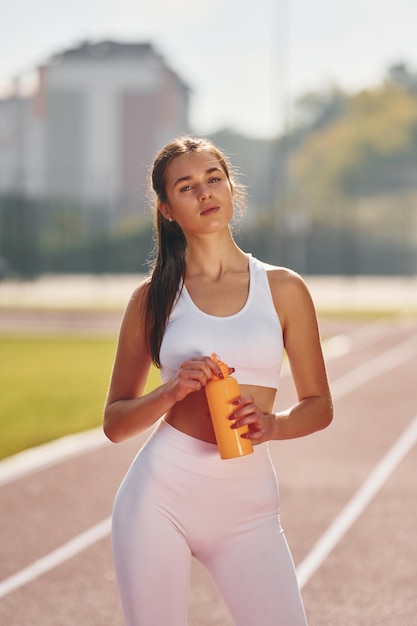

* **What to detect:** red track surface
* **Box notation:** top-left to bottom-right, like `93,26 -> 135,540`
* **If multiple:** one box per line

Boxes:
1,316 -> 417,625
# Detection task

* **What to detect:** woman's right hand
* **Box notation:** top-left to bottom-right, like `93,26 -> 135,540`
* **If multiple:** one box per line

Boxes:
104,283 -> 228,442
164,355 -> 223,403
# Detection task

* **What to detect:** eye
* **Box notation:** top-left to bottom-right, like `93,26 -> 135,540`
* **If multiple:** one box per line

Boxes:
179,185 -> 192,192
208,177 -> 220,183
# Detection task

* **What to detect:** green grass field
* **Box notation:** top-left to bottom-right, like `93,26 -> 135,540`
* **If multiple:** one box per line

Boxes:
0,335 -> 161,460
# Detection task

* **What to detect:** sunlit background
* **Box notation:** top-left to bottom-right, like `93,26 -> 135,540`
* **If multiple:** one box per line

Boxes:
1,0 -> 417,276
1,7 -> 417,624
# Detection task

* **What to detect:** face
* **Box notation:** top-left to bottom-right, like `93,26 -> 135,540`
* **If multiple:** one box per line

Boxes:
159,150 -> 234,235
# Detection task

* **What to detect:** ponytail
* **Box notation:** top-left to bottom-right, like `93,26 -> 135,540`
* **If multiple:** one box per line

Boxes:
145,212 -> 186,367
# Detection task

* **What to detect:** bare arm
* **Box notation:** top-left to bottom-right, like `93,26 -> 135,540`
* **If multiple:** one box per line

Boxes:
103,282 -> 223,443
231,269 -> 333,441
272,269 -> 333,438
103,283 -> 168,442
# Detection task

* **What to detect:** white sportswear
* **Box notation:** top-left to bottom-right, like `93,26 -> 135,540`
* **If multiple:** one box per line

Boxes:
111,254 -> 308,625
159,254 -> 284,390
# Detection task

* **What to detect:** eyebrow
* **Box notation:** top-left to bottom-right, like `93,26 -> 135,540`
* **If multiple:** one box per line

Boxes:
172,166 -> 223,188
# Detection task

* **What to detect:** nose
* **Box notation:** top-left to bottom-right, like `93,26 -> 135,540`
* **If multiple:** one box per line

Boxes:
198,183 -> 212,202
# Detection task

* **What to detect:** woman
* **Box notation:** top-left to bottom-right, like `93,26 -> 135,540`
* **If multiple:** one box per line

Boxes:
104,136 -> 333,625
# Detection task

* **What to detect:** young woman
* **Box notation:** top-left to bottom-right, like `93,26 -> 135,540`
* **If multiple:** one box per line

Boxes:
104,136 -> 333,625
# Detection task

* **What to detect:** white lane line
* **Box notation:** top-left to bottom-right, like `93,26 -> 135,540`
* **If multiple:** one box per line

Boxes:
297,413 -> 417,589
295,332 -> 417,589
329,332 -> 417,402
0,517 -> 111,599
0,319 -> 384,487
0,428 -> 110,487
1,331 -> 417,598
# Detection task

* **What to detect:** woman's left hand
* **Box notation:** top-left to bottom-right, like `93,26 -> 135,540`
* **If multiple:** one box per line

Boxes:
229,396 -> 274,444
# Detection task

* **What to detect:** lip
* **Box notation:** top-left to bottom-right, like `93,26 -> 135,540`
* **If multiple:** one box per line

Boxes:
200,205 -> 219,216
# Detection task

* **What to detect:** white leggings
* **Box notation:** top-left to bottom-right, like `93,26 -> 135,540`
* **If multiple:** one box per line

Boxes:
112,419 -> 308,626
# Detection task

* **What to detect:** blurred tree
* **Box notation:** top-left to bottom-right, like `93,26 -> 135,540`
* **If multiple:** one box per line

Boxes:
289,81 -> 417,220
388,62 -> 417,94
292,87 -> 346,131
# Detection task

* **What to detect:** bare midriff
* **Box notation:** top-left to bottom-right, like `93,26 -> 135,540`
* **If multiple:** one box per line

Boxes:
164,384 -> 277,443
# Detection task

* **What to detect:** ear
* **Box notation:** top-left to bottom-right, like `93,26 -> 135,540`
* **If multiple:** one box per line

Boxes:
158,202 -> 174,222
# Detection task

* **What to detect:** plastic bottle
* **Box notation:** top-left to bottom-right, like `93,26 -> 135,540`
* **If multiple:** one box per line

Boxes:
205,353 -> 253,459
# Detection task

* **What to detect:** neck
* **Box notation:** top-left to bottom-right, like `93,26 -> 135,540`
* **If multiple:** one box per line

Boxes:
184,232 -> 247,279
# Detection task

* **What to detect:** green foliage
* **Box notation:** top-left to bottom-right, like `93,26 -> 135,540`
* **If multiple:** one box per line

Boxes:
0,335 -> 162,459
290,83 -> 417,211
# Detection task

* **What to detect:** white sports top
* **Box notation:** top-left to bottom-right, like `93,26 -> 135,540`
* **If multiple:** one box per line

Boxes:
159,254 -> 284,391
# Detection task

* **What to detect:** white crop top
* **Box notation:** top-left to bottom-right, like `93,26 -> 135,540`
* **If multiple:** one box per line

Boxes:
159,254 -> 284,391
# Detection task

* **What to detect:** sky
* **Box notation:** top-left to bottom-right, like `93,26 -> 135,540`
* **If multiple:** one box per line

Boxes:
1,0 -> 417,138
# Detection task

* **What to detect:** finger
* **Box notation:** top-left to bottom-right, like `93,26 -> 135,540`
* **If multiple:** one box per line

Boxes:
242,427 -> 265,443
206,355 -> 226,378
185,357 -> 220,381
177,369 -> 207,390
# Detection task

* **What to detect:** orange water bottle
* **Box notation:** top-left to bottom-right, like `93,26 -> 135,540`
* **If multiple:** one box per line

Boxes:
205,353 -> 253,459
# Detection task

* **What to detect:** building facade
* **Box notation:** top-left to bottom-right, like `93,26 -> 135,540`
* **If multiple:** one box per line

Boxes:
0,40 -> 190,213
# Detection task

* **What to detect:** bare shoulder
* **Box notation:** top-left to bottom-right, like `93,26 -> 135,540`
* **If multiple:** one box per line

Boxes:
264,264 -> 316,324
120,277 -> 150,335
128,277 -> 150,309
265,264 -> 311,298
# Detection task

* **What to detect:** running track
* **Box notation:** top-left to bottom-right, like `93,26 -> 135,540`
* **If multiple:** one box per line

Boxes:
1,315 -> 417,625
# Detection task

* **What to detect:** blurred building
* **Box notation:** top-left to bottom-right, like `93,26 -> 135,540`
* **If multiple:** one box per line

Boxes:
0,40 -> 190,213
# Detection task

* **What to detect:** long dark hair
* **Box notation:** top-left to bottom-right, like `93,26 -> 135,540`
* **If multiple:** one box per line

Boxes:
144,135 -> 246,367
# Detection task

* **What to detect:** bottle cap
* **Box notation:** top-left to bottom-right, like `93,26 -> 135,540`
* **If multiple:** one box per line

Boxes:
211,353 -> 230,380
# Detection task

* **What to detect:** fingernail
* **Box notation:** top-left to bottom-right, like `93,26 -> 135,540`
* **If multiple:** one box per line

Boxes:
232,400 -> 239,406
218,371 -> 224,379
